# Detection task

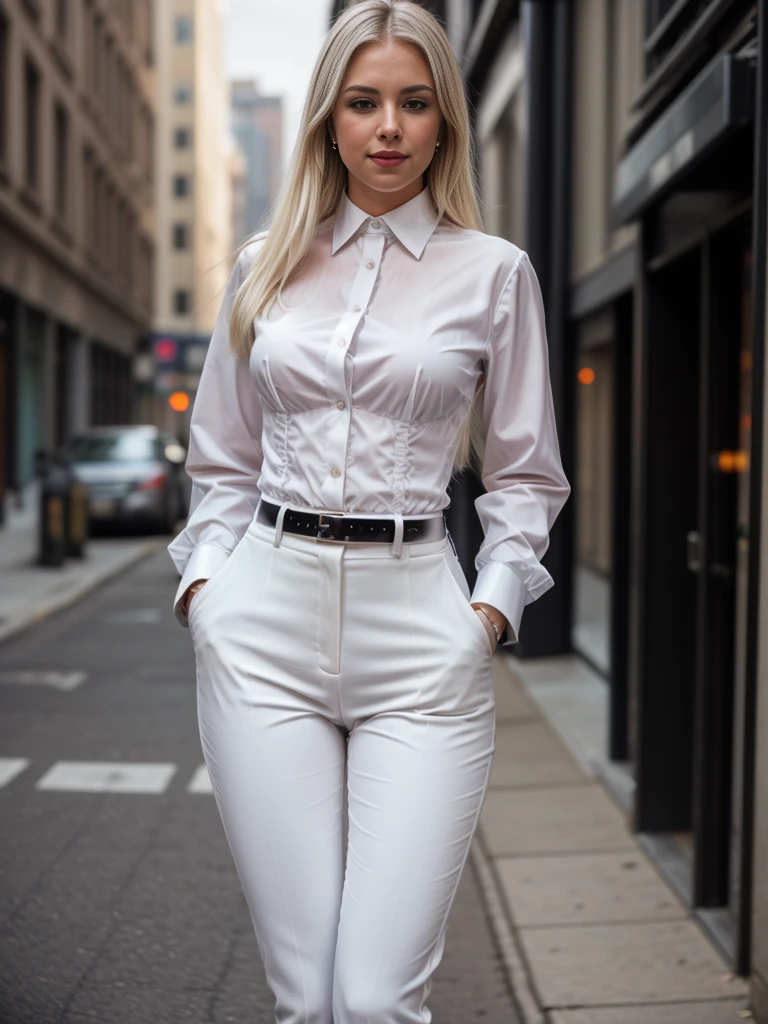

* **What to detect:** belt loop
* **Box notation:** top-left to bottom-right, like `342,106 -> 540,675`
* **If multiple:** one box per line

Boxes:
391,514 -> 404,558
273,501 -> 291,547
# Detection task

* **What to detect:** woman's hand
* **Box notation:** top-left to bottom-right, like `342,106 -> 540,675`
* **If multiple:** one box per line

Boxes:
471,602 -> 506,651
181,579 -> 209,617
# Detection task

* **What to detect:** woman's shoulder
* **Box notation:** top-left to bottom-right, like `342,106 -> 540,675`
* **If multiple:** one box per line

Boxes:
441,221 -> 528,280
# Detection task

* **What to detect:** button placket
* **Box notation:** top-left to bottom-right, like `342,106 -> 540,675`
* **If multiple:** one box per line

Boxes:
319,232 -> 386,509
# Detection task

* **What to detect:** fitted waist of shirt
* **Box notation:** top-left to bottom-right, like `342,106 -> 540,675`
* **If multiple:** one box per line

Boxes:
258,492 -> 446,520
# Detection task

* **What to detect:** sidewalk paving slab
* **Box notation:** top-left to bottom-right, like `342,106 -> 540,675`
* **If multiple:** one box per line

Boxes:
519,919 -> 749,1007
489,721 -> 587,788
550,1001 -> 753,1023
491,658 -> 540,722
481,782 -> 636,857
496,849 -> 687,927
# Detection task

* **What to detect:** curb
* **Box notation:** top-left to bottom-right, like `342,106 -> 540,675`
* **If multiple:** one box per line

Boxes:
0,538 -> 167,646
470,832 -> 547,1024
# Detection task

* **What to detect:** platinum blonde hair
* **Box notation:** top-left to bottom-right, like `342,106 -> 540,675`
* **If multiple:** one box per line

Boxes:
229,0 -> 487,474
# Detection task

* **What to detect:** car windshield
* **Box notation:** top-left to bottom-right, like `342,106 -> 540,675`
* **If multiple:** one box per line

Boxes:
66,434 -> 156,463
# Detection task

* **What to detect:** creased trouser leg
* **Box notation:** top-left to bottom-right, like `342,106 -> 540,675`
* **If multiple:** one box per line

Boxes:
188,504 -> 496,1023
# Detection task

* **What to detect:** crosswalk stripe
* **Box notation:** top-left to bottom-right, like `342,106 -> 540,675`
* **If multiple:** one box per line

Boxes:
0,758 -> 31,788
187,764 -> 213,794
0,671 -> 87,690
35,761 -> 177,794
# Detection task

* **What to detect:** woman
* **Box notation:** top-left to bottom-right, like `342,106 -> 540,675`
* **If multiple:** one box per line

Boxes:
168,1 -> 570,1020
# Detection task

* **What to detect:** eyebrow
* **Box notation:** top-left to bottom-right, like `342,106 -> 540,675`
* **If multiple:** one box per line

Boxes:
342,84 -> 435,95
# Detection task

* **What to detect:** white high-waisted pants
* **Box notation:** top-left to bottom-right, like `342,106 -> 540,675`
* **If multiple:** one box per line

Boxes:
187,498 -> 497,1024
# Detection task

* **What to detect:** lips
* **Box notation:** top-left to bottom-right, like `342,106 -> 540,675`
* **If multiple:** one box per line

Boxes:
369,152 -> 408,167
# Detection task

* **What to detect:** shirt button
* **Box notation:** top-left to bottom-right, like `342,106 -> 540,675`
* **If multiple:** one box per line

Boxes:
336,399 -> 345,410
337,338 -> 346,347
371,219 -> 380,228
352,304 -> 361,312
331,467 -> 341,477
366,260 -> 375,270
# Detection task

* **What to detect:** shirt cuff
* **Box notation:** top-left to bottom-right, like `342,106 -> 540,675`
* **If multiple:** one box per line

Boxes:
173,543 -> 232,627
469,560 -> 529,647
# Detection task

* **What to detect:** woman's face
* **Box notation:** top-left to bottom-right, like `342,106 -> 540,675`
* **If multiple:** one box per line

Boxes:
328,38 -> 443,212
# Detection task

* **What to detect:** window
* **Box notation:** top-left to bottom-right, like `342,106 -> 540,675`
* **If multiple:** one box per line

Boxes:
0,10 -> 8,165
94,165 -> 104,255
174,289 -> 190,314
174,16 -> 192,43
172,223 -> 189,249
93,12 -> 103,94
174,126 -> 191,148
82,145 -> 94,247
174,83 -> 192,105
173,174 -> 190,197
54,102 -> 69,218
56,0 -> 68,37
24,56 -> 40,190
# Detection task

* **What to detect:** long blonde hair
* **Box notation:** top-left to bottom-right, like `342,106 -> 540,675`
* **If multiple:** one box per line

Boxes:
229,0 -> 487,474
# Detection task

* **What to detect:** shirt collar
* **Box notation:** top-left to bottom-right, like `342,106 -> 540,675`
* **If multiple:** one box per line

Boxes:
331,186 -> 441,259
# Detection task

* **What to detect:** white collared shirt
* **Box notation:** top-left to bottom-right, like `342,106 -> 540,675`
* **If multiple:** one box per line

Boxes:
168,185 -> 571,643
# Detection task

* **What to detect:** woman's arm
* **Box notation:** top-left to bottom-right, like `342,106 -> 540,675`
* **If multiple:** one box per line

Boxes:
468,249 -> 571,647
168,245 -> 264,627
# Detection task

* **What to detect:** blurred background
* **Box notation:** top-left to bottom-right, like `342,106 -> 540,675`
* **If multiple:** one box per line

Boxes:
1,1 -> 767,1021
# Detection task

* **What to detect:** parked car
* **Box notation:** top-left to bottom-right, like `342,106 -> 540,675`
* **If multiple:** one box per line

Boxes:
63,425 -> 189,534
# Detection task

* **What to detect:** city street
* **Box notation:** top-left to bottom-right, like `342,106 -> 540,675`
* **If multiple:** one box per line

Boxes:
0,549 -> 521,1024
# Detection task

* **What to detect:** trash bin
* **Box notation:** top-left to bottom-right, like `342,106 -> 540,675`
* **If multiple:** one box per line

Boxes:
37,451 -> 89,565
37,451 -> 69,568
66,471 -> 89,559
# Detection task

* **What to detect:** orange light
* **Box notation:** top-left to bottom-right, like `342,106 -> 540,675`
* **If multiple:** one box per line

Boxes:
169,391 -> 190,412
578,367 -> 595,385
733,449 -> 749,473
741,414 -> 752,432
718,450 -> 736,472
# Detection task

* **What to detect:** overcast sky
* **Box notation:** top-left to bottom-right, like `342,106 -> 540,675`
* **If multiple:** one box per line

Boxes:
226,0 -> 333,166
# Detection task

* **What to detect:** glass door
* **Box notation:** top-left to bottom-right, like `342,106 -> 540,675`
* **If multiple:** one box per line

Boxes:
728,242 -> 753,926
690,214 -> 753,966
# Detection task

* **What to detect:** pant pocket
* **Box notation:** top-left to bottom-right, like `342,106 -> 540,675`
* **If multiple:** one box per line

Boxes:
440,547 -> 495,658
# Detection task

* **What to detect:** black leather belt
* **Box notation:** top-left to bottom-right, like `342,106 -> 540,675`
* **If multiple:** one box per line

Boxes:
257,497 -> 446,544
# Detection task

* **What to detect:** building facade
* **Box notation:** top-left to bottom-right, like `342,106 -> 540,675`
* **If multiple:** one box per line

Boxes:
0,0 -> 156,522
230,79 -> 283,244
456,0 -> 768,1011
149,0 -> 234,435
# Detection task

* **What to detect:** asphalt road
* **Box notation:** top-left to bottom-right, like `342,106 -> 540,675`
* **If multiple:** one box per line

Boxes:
0,546 -> 520,1023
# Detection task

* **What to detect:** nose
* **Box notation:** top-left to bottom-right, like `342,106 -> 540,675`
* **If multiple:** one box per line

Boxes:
376,103 -> 402,141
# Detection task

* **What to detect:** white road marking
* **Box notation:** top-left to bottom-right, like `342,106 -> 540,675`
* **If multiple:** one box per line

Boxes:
102,609 -> 162,625
0,671 -> 87,691
35,761 -> 177,794
187,764 -> 213,794
0,758 -> 31,788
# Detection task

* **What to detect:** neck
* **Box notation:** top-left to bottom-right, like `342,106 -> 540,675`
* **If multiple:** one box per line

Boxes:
345,175 -> 425,217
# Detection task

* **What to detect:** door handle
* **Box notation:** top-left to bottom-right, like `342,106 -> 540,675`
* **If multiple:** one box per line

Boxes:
687,530 -> 703,572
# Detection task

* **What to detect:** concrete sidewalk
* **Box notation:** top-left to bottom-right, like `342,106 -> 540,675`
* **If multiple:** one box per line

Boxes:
475,654 -> 753,1024
0,483 -> 168,646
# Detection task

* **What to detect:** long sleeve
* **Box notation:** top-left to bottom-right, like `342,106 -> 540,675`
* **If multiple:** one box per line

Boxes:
468,250 -> 571,646
167,247 -> 264,627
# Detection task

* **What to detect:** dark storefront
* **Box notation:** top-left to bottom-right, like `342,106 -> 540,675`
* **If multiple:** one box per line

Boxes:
608,3 -> 765,975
